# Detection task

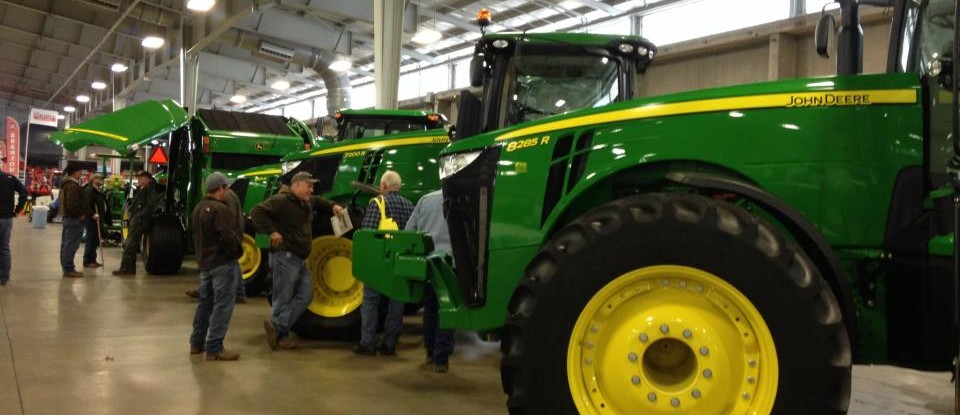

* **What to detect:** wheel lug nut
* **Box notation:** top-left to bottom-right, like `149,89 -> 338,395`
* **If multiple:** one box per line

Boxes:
743,393 -> 751,400
591,325 -> 599,333
747,376 -> 756,384
703,369 -> 713,379
640,333 -> 649,343
660,324 -> 669,334
585,358 -> 593,365
631,375 -> 641,385
692,389 -> 702,399
749,359 -> 757,367
671,397 -> 681,407
647,393 -> 657,402
586,342 -> 594,349
628,352 -> 638,362
699,346 -> 709,356
696,284 -> 704,293
683,329 -> 693,339
679,280 -> 687,288
661,278 -> 670,286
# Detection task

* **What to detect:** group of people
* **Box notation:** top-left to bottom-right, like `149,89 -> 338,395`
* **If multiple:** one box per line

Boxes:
56,164 -> 161,279
191,169 -> 454,372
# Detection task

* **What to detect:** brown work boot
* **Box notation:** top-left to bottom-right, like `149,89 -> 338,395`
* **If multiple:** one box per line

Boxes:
112,270 -> 135,276
190,347 -> 204,355
83,262 -> 102,268
263,320 -> 278,350
277,338 -> 300,350
205,350 -> 239,361
63,271 -> 83,278
185,289 -> 199,299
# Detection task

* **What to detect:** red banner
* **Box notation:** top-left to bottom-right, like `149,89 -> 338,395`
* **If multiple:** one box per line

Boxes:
3,117 -> 18,175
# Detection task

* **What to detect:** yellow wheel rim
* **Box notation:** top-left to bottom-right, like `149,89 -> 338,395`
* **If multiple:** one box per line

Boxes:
567,265 -> 778,415
238,234 -> 261,280
306,236 -> 363,318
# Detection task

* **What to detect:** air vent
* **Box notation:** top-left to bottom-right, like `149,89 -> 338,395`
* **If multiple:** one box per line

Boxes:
78,0 -> 121,12
258,41 -> 295,62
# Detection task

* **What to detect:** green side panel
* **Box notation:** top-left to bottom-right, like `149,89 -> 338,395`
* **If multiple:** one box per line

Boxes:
50,99 -> 188,153
352,230 -> 431,303
835,248 -> 888,363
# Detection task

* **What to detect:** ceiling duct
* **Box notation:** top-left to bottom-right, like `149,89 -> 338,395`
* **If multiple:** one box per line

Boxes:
258,41 -> 296,62
77,0 -> 121,12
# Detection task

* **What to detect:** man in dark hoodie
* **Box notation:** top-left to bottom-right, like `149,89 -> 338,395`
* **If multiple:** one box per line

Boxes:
59,163 -> 87,278
251,171 -> 343,350
0,160 -> 27,285
113,171 -> 161,276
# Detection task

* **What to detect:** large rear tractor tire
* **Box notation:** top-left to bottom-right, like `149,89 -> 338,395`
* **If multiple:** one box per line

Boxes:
291,236 -> 364,340
501,193 -> 851,415
143,215 -> 185,275
239,233 -> 270,296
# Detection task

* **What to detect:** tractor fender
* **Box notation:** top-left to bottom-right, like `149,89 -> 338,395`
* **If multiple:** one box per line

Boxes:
665,171 -> 857,344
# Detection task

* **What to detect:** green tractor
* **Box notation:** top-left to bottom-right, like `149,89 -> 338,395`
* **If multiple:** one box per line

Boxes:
232,108 -> 449,336
51,99 -> 319,275
354,1 -> 959,414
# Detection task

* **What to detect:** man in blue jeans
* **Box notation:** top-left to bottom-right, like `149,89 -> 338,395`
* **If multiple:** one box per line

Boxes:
0,162 -> 27,285
251,172 -> 342,351
404,189 -> 456,372
355,171 -> 415,356
189,172 -> 243,361
59,163 -> 86,278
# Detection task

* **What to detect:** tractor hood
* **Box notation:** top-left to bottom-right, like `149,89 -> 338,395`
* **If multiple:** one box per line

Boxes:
50,99 -> 188,153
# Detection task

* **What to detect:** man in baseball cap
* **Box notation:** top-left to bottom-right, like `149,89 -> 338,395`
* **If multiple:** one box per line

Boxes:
251,171 -> 343,350
113,170 -> 161,276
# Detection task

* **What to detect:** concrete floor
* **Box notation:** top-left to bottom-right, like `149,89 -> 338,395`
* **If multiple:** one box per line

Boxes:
0,218 -> 953,415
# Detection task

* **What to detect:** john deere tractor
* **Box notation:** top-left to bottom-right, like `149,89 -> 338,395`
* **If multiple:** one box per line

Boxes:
354,1 -> 959,414
52,99 -> 319,275
230,109 -> 448,331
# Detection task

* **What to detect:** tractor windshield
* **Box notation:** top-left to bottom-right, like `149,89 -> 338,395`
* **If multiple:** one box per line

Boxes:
337,118 -> 436,142
505,54 -> 621,126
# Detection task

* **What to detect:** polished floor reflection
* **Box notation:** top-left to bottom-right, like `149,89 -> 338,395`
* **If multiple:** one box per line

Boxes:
0,219 -> 951,415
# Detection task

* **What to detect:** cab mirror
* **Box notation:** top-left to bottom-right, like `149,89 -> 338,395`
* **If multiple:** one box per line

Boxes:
815,13 -> 835,59
470,56 -> 484,87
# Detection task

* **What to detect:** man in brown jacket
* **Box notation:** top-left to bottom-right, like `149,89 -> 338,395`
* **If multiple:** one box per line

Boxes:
251,171 -> 342,350
59,163 -> 87,278
189,172 -> 242,361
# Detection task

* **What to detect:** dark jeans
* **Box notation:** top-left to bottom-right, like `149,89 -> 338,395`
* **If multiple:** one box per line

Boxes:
60,217 -> 83,273
269,251 -> 312,340
190,261 -> 239,354
119,224 -> 144,272
235,264 -> 246,299
360,287 -> 404,349
0,218 -> 11,282
423,286 -> 455,365
82,218 -> 101,264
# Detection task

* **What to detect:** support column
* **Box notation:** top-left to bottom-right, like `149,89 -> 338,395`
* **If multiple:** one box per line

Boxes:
768,33 -> 798,81
374,0 -> 405,109
790,0 -> 806,17
183,53 -> 201,115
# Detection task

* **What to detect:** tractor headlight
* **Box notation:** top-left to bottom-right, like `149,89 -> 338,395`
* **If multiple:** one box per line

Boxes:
618,43 -> 635,54
439,150 -> 482,180
281,160 -> 302,174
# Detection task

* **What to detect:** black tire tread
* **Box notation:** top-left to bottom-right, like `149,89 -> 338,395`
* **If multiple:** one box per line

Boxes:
500,193 -> 851,415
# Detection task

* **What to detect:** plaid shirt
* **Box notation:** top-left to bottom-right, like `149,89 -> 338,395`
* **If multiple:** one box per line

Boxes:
361,192 -> 415,230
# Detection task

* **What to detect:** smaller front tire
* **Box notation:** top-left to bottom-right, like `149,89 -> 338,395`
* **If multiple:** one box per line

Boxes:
143,215 -> 185,275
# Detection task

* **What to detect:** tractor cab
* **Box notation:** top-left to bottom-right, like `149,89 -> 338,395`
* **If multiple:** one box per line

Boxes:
456,16 -> 656,140
332,109 -> 447,143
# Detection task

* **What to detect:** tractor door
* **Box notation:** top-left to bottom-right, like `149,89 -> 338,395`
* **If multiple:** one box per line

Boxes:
882,0 -> 958,370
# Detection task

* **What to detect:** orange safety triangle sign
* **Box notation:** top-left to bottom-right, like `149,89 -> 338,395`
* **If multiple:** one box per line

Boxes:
148,146 -> 168,165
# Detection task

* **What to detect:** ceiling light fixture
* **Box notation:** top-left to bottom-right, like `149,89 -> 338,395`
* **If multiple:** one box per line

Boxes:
141,36 -> 165,49
270,80 -> 291,91
229,95 -> 247,104
63,106 -> 76,113
91,81 -> 107,90
76,95 -> 90,103
329,57 -> 352,72
111,63 -> 128,73
186,0 -> 215,12
412,28 -> 442,45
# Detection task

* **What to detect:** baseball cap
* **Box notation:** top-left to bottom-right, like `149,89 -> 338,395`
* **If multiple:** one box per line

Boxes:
291,171 -> 319,185
205,172 -> 229,193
